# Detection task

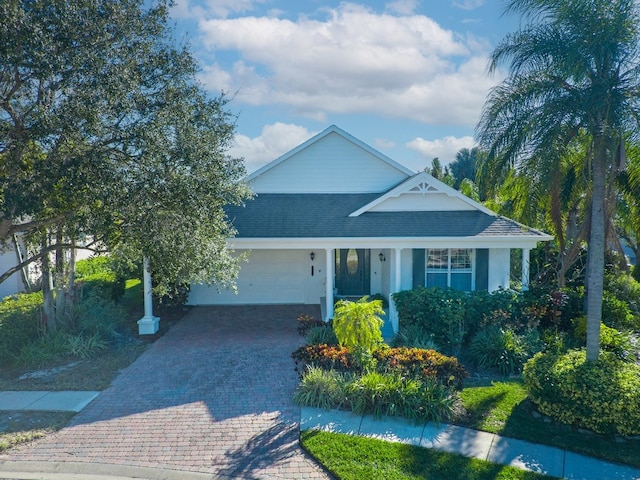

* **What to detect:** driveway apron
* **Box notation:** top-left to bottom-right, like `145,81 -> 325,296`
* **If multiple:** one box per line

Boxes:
0,305 -> 331,479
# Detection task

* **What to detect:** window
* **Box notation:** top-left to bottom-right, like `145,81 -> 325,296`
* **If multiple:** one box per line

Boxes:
426,248 -> 473,290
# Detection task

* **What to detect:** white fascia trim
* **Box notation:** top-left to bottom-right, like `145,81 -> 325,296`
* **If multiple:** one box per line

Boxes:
226,235 -> 553,251
246,125 -> 414,182
349,171 -> 495,217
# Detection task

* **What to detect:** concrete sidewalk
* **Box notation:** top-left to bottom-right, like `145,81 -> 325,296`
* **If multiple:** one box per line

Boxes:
0,391 -> 99,413
301,407 -> 640,480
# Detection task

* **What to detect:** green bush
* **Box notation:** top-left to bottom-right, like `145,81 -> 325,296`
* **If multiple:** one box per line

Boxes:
523,349 -> 640,435
333,297 -> 384,352
76,257 -> 126,301
391,325 -> 439,350
305,325 -> 338,346
468,327 -> 543,376
571,317 -> 636,361
72,292 -> 127,339
293,367 -> 455,423
0,292 -> 43,364
292,366 -> 348,410
393,287 -> 467,354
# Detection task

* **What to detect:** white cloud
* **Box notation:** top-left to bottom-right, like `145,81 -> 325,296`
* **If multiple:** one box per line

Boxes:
406,135 -> 475,164
195,3 -> 494,127
385,0 -> 419,15
229,123 -> 316,173
451,0 -> 485,10
171,0 -> 266,19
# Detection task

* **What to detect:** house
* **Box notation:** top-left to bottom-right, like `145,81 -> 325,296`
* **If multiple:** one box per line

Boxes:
187,125 -> 552,332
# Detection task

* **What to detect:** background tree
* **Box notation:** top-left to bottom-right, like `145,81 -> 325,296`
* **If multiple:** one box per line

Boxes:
449,147 -> 486,192
476,0 -> 640,361
0,0 -> 250,329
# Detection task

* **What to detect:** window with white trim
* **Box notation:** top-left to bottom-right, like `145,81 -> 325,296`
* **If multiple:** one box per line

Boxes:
426,248 -> 474,290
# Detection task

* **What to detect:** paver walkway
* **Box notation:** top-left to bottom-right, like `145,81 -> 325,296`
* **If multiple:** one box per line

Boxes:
0,305 -> 331,480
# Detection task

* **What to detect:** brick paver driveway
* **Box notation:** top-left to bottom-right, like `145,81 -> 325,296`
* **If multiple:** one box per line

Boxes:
1,305 -> 331,479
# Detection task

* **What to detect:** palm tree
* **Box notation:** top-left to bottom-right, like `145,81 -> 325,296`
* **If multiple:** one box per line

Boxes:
476,0 -> 640,361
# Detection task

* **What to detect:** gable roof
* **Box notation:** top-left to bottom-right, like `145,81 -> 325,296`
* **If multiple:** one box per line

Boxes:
225,194 -> 551,240
349,171 -> 495,217
246,124 -> 414,182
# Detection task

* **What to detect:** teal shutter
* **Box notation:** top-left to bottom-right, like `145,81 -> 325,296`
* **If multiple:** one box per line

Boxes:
412,249 -> 425,288
475,249 -> 489,291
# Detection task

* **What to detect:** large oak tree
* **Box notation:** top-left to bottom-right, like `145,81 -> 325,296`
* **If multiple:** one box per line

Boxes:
0,0 -> 250,326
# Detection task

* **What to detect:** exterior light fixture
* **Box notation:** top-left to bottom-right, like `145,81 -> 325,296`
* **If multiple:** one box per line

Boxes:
379,252 -> 386,262
310,252 -> 315,261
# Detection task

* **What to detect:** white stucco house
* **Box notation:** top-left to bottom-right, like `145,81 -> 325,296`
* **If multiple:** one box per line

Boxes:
187,125 -> 553,333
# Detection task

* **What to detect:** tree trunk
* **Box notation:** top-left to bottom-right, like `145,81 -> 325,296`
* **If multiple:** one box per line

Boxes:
585,138 -> 607,362
41,237 -> 56,334
54,228 -> 66,326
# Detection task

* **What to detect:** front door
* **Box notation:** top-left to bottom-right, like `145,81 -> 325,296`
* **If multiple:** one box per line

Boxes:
335,249 -> 370,296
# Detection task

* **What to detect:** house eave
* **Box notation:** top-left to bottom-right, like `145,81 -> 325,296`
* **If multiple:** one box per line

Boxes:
226,235 -> 553,250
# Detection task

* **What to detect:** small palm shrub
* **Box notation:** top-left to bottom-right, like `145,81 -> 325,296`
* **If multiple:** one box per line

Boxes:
305,325 -> 338,346
523,349 -> 640,435
468,326 -> 543,376
333,297 -> 384,352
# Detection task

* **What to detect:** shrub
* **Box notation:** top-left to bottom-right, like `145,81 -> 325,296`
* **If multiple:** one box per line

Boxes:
393,287 -> 466,354
293,368 -> 455,423
0,292 -> 43,364
333,297 -> 384,352
292,344 -> 467,388
391,325 -> 439,350
523,349 -> 640,436
305,325 -> 338,346
292,344 -> 354,373
292,366 -> 348,410
297,314 -> 325,336
72,292 -> 127,339
76,257 -> 126,301
571,316 -> 636,361
468,327 -> 543,376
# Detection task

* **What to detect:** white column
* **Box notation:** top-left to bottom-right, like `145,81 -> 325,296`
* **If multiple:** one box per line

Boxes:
522,248 -> 531,292
325,248 -> 334,321
389,248 -> 402,334
137,256 -> 160,334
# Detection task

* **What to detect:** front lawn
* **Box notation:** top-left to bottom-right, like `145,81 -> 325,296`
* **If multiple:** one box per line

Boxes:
455,379 -> 640,468
301,430 -> 559,480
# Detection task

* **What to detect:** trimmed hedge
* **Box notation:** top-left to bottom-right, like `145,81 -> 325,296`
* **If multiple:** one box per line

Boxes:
523,349 -> 640,436
292,344 -> 467,388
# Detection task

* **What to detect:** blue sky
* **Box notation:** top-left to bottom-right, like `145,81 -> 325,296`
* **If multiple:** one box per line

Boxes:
170,0 -> 520,173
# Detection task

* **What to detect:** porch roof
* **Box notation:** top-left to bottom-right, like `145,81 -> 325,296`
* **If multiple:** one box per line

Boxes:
225,194 -> 550,239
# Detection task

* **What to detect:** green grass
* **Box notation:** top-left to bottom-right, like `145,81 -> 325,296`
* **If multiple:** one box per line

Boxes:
456,379 -> 640,468
301,430 -> 559,480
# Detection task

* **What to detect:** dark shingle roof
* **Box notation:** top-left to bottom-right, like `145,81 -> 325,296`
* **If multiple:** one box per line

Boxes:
225,194 -> 547,239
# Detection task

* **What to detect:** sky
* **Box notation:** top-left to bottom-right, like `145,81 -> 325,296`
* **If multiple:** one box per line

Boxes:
169,0 -> 521,174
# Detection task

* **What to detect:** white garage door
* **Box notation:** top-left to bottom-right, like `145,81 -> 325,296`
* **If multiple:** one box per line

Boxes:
188,250 -> 306,305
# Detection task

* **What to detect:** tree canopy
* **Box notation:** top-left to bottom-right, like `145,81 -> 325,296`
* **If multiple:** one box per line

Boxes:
476,0 -> 640,360
0,0 -> 250,306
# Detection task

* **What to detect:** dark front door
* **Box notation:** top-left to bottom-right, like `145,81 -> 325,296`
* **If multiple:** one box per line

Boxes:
335,249 -> 370,296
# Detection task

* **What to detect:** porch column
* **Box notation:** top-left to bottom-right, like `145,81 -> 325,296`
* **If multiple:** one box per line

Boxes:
137,256 -> 160,335
325,248 -> 334,321
522,248 -> 531,292
389,248 -> 402,333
